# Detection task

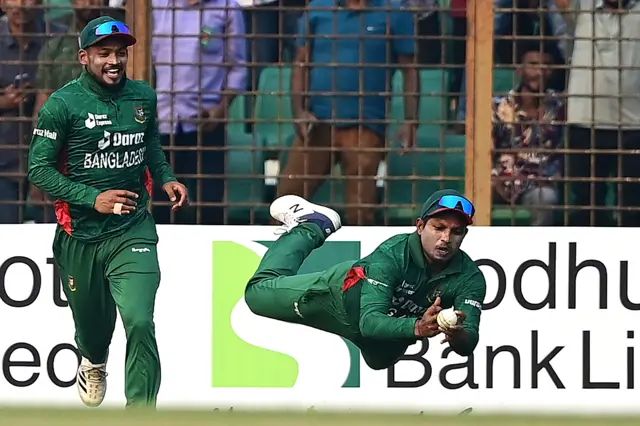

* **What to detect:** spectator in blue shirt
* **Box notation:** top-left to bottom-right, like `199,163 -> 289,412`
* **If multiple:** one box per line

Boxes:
277,0 -> 419,225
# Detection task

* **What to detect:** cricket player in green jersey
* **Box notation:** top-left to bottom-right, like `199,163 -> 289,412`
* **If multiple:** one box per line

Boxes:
27,17 -> 188,408
246,189 -> 486,370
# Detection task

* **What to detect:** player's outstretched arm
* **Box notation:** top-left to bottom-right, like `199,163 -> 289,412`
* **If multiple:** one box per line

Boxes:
143,89 -> 178,186
27,97 -> 101,208
357,261 -> 419,340
442,272 -> 487,356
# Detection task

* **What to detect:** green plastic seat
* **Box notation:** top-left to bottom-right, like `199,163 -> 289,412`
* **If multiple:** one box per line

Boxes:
491,207 -> 533,225
253,67 -> 295,149
388,69 -> 448,135
226,132 -> 268,223
385,69 -> 460,223
385,132 -> 465,224
227,94 -> 248,137
493,68 -> 516,98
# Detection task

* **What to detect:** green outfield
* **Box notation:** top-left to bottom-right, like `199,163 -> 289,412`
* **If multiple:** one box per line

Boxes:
0,409 -> 638,426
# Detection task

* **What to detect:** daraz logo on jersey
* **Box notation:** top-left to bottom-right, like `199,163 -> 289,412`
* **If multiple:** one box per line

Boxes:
211,240 -> 363,388
85,131 -> 147,169
84,112 -> 112,129
97,131 -> 145,150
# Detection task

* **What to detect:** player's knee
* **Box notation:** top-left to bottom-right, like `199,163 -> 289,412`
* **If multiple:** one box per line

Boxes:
243,286 -> 265,316
244,283 -> 262,315
245,275 -> 264,292
122,315 -> 155,337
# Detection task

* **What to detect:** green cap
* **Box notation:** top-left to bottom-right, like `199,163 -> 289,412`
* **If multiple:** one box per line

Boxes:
79,17 -> 137,50
419,189 -> 474,224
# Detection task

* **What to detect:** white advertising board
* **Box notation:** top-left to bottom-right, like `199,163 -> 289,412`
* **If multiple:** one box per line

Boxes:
0,224 -> 636,414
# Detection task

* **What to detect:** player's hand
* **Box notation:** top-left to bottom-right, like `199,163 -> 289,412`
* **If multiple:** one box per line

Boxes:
439,310 -> 467,344
162,181 -> 189,211
94,190 -> 139,215
396,123 -> 417,156
414,296 -> 442,338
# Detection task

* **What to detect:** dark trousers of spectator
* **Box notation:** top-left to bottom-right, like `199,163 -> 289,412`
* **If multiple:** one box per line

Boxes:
416,12 -> 443,66
243,0 -> 304,132
448,16 -> 467,97
0,178 -> 19,223
243,0 -> 303,90
276,124 -> 382,226
567,125 -> 640,226
153,124 -> 226,225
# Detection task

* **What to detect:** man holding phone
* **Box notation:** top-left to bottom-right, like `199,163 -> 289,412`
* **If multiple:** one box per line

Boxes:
0,0 -> 65,223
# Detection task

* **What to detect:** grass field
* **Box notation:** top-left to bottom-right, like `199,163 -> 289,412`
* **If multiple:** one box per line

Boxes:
1,409 -> 640,426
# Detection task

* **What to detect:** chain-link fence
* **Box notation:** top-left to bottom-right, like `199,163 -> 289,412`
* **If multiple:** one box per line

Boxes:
493,0 -> 640,227
1,0 -> 638,226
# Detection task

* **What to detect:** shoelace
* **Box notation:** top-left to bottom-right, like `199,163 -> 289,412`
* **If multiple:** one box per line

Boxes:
82,366 -> 108,384
273,211 -> 307,236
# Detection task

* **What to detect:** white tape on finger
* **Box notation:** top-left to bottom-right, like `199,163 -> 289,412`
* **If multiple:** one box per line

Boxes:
113,202 -> 124,215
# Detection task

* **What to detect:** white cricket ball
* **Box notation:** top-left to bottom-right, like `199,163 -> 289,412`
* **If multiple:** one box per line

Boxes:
437,308 -> 458,329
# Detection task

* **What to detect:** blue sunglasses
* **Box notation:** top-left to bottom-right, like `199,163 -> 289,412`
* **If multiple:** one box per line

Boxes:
95,21 -> 131,36
438,195 -> 475,217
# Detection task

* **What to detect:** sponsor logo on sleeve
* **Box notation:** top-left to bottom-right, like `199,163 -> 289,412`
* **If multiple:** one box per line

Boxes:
464,299 -> 482,310
33,128 -> 57,140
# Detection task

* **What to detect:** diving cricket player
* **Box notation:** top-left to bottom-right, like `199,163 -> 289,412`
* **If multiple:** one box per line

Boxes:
246,190 -> 486,369
27,17 -> 188,408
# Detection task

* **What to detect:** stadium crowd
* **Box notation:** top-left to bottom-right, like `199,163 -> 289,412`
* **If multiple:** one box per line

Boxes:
0,0 -> 639,226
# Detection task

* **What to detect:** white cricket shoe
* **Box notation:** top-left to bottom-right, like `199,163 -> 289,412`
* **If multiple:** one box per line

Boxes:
270,195 -> 342,237
77,357 -> 108,407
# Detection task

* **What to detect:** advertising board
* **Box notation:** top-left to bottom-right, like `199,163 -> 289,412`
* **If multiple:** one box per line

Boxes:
0,225 -> 635,413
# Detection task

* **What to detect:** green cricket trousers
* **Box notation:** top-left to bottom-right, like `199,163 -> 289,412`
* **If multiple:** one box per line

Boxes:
53,214 -> 161,407
244,223 -> 414,370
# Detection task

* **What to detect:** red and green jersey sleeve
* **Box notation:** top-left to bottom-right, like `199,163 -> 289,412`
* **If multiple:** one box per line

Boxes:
28,96 -> 102,209
355,250 -> 418,341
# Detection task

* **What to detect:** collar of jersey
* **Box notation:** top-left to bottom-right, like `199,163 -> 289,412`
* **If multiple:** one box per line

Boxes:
78,68 -> 126,99
408,231 -> 463,275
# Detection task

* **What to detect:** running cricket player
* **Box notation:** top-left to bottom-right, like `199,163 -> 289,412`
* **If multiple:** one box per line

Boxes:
246,190 -> 486,369
27,17 -> 188,408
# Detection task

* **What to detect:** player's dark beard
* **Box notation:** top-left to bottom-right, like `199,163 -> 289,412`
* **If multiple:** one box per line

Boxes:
86,62 -> 125,89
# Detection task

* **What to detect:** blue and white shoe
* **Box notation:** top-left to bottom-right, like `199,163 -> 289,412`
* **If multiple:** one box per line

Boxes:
270,195 -> 342,237
77,357 -> 108,407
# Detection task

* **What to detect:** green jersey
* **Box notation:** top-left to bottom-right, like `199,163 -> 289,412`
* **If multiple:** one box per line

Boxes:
340,232 -> 486,355
28,70 -> 176,241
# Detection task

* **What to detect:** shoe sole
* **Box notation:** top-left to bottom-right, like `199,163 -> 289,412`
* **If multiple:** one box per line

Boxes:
271,195 -> 342,231
77,371 -> 106,408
